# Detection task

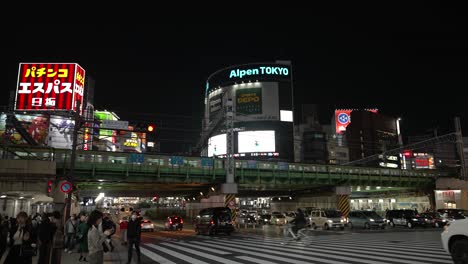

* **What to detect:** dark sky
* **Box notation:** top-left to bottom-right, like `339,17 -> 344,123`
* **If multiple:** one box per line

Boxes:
4,4 -> 468,138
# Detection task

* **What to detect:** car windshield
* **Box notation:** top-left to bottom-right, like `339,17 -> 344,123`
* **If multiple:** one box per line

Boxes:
261,214 -> 271,219
362,211 -> 381,218
325,210 -> 342,218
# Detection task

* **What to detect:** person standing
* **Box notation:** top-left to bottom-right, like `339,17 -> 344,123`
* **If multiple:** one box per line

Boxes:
77,213 -> 89,262
50,210 -> 64,264
37,212 -> 53,264
0,215 -> 8,261
87,210 -> 113,264
119,217 -> 128,245
5,211 -> 34,264
64,213 -> 78,253
126,212 -> 141,264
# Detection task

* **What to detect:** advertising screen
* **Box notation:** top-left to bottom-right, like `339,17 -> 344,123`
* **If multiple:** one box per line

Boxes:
236,87 -> 262,115
15,63 -> 85,113
0,113 -> 49,145
208,133 -> 227,157
238,130 -> 275,153
47,115 -> 75,149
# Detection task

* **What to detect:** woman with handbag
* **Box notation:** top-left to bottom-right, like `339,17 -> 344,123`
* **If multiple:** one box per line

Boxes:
5,211 -> 34,264
87,210 -> 113,264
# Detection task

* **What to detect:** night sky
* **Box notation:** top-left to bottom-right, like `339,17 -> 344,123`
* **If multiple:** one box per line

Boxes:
4,5 -> 467,140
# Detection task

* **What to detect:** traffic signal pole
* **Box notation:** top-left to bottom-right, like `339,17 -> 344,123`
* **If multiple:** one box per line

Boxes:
64,101 -> 81,221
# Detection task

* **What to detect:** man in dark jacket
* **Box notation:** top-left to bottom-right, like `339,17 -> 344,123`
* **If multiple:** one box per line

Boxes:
101,214 -> 116,252
126,212 -> 141,264
290,208 -> 307,235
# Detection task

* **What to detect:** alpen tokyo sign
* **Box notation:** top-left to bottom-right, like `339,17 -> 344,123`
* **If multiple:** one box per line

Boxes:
229,66 -> 289,79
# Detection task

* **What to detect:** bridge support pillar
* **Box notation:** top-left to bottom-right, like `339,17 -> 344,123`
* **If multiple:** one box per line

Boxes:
335,186 -> 351,219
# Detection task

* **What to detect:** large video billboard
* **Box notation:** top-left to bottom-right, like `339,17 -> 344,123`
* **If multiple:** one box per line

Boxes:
47,115 -> 75,149
15,63 -> 86,113
0,113 -> 49,145
238,130 -> 275,153
208,133 -> 227,157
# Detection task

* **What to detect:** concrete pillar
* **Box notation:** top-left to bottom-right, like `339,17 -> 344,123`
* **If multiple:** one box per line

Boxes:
335,186 -> 351,219
13,199 -> 18,217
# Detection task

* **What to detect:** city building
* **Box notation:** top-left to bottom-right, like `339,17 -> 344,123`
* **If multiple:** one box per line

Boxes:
345,110 -> 400,166
200,61 -> 294,161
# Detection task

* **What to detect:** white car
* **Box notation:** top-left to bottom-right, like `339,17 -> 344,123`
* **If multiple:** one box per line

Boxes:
441,218 -> 468,263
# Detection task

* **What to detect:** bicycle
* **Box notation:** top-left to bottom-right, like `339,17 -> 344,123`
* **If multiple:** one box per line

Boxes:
283,223 -> 308,242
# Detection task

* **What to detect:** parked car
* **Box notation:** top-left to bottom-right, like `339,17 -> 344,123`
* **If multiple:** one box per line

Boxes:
441,218 -> 468,263
259,214 -> 272,225
195,207 -> 234,235
271,213 -> 287,225
437,209 -> 467,221
164,215 -> 184,231
310,208 -> 345,230
140,219 -> 154,232
419,212 -> 450,228
386,209 -> 430,228
348,211 -> 386,229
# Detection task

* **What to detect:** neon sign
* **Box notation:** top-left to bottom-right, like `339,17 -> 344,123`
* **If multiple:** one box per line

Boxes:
229,66 -> 289,79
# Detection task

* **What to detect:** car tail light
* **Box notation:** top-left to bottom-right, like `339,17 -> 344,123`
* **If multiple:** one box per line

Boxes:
169,220 -> 172,224
140,224 -> 143,227
210,220 -> 214,225
181,219 -> 184,224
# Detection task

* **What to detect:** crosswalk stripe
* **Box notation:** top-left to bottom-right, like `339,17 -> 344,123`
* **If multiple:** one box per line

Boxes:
217,238 -> 423,264
194,239 -> 385,264
190,241 -> 321,264
173,241 -> 233,255
146,244 -> 210,264
140,246 -> 177,264
241,237 -> 452,263
160,242 -> 244,264
243,237 -> 446,256
306,240 -> 451,258
235,256 -> 280,264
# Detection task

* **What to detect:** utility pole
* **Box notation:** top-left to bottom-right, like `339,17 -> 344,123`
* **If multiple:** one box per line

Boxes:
222,97 -> 237,194
65,101 -> 82,221
455,117 -> 466,180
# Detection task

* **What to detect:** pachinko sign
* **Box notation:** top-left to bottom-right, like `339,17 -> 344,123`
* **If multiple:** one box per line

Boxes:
15,63 -> 86,114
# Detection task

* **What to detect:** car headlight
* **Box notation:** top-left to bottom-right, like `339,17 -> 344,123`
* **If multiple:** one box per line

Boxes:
340,219 -> 344,223
327,220 -> 333,223
369,219 -> 375,222
412,218 -> 418,221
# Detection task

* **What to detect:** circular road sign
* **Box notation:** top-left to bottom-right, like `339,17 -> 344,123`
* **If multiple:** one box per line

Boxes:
60,181 -> 73,194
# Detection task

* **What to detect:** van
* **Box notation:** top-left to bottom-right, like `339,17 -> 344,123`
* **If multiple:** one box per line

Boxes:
310,208 -> 345,230
194,207 -> 235,235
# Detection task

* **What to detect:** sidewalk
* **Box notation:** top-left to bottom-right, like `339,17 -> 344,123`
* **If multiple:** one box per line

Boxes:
32,238 -> 134,264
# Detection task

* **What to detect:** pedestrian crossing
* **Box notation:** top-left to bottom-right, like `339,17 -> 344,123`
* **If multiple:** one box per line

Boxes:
139,232 -> 453,264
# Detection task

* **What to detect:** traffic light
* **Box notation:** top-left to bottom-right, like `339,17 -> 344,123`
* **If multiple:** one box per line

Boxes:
47,180 -> 53,196
147,124 -> 155,133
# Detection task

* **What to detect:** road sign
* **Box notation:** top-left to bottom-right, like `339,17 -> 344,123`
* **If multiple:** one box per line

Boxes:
130,153 -> 145,163
171,156 -> 184,165
101,120 -> 129,130
60,181 -> 73,194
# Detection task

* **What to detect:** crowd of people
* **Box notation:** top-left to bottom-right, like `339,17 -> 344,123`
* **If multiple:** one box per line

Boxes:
0,209 -> 142,264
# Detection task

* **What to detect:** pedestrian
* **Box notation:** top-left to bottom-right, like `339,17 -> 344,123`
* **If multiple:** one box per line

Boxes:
64,213 -> 78,253
4,211 -> 34,264
101,214 -> 116,252
37,212 -> 53,264
126,211 -> 141,264
50,210 -> 64,264
119,216 -> 128,245
77,213 -> 89,262
0,215 -> 9,261
87,210 -> 113,264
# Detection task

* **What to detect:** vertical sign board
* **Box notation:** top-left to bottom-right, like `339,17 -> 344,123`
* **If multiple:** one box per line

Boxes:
15,63 -> 86,115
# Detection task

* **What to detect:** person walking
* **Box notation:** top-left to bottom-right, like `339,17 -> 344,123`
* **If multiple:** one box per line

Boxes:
64,213 -> 78,253
77,213 -> 89,262
87,210 -> 113,264
126,212 -> 141,264
4,211 -> 34,264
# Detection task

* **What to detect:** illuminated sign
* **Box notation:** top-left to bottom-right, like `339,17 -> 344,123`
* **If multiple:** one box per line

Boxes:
335,109 -> 378,134
238,130 -> 275,153
15,63 -> 86,113
229,66 -> 289,79
124,138 -> 138,147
